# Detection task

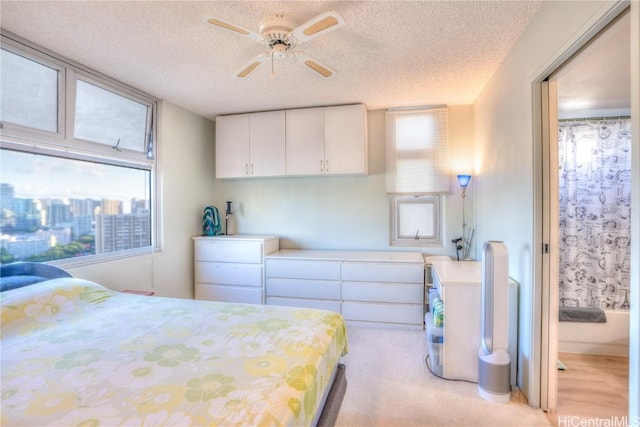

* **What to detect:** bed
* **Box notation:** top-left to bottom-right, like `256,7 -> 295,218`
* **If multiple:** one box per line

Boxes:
1,263 -> 348,426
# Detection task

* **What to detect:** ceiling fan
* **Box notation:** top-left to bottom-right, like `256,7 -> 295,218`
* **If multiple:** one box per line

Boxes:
207,11 -> 345,79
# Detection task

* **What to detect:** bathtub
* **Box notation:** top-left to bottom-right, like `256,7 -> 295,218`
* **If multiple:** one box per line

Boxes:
558,310 -> 629,356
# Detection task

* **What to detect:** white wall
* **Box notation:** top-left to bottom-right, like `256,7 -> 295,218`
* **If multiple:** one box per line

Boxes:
68,100 -> 216,300
210,106 -> 476,257
473,0 -> 638,412
67,104 -> 474,294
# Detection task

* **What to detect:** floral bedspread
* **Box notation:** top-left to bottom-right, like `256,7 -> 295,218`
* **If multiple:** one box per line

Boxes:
1,278 -> 348,426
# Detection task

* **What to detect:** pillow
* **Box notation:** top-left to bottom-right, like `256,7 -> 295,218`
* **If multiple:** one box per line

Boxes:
0,262 -> 72,292
0,275 -> 51,292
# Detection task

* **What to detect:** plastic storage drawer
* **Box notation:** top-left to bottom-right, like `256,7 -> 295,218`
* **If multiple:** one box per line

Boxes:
425,313 -> 444,376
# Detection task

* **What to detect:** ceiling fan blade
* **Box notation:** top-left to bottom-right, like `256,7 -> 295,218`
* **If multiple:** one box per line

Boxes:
292,52 -> 337,78
207,17 -> 263,43
233,54 -> 270,79
289,11 -> 345,44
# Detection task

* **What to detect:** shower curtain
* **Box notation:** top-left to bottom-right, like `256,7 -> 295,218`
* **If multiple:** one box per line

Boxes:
558,118 -> 632,310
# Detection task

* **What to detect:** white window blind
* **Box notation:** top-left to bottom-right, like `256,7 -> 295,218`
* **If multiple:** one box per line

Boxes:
385,107 -> 450,194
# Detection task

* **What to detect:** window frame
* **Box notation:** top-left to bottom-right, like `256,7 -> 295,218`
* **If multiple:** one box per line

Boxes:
389,195 -> 444,247
0,30 -> 160,267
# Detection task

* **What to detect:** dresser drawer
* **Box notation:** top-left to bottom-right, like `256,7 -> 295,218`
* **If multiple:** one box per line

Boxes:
266,296 -> 341,313
341,301 -> 423,325
341,262 -> 424,283
195,262 -> 262,287
266,259 -> 341,280
196,283 -> 262,304
342,281 -> 423,304
266,278 -> 341,299
195,239 -> 263,263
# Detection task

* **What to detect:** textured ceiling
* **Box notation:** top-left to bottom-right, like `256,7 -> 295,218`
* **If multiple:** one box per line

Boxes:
1,1 -> 544,120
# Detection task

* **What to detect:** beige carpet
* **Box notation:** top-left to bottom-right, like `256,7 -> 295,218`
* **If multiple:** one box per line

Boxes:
335,325 -> 552,427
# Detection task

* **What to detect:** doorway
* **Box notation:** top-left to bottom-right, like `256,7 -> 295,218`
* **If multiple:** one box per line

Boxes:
542,8 -> 631,419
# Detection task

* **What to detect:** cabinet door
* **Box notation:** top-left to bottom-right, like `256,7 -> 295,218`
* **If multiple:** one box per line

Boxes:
324,104 -> 367,175
250,111 -> 285,177
285,108 -> 325,175
216,114 -> 251,178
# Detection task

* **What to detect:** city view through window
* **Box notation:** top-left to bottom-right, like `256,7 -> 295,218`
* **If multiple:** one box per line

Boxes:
0,149 -> 151,264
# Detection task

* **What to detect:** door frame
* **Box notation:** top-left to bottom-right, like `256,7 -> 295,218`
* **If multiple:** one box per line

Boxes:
533,1 -> 631,412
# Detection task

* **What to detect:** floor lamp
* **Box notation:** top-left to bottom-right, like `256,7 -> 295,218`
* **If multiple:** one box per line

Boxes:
457,174 -> 472,260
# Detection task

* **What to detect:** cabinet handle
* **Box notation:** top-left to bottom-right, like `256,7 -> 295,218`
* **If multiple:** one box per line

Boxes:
320,160 -> 324,172
251,163 -> 254,175
326,159 -> 330,172
245,163 -> 249,175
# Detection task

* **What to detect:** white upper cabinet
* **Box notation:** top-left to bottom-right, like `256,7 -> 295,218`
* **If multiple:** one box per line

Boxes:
286,104 -> 368,176
249,111 -> 286,177
215,111 -> 285,178
216,104 -> 367,178
285,107 -> 325,176
216,114 -> 250,178
324,104 -> 368,175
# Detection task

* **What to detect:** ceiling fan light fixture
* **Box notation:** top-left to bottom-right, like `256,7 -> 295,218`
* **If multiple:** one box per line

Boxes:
272,42 -> 289,59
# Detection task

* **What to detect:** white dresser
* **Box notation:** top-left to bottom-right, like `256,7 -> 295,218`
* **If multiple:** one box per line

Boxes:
265,250 -> 425,328
193,236 -> 279,304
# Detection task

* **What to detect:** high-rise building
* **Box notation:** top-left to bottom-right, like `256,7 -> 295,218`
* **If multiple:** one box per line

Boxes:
0,183 -> 16,229
47,203 -> 72,228
101,199 -> 123,215
95,214 -> 150,253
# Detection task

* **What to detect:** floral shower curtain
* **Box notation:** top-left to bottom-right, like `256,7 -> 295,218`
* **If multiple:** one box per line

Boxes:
558,118 -> 632,311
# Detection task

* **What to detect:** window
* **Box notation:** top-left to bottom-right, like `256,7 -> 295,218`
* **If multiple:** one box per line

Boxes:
0,32 -> 157,266
0,48 -> 60,133
74,79 -> 151,155
385,107 -> 449,247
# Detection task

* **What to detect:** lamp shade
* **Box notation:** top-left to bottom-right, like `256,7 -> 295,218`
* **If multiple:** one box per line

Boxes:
457,174 -> 472,189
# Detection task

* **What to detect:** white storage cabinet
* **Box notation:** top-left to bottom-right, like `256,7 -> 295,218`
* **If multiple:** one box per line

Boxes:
215,111 -> 285,178
265,250 -> 425,328
285,104 -> 368,176
265,258 -> 341,312
194,236 -> 279,304
216,104 -> 367,179
341,259 -> 424,326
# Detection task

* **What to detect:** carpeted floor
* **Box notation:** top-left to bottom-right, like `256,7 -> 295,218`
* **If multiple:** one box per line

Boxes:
335,325 -> 552,427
